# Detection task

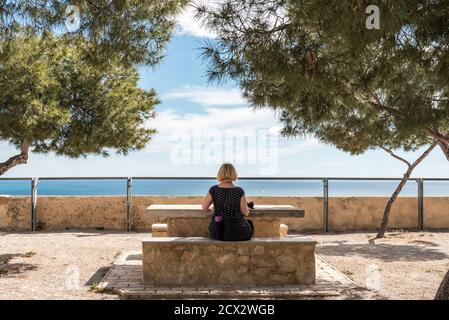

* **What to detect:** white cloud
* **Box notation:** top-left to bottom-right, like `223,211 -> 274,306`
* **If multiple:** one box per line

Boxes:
175,3 -> 217,38
141,106 -> 326,175
147,106 -> 278,150
145,106 -> 321,154
276,138 -> 325,156
162,86 -> 246,106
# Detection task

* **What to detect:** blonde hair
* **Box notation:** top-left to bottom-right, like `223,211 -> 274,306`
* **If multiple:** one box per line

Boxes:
217,163 -> 238,182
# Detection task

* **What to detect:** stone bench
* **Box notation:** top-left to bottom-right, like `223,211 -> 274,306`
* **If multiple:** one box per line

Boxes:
146,204 -> 304,238
142,237 -> 316,286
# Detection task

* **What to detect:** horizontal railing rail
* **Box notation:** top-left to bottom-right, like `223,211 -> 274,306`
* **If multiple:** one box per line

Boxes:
2,176 -> 449,180
1,176 -> 448,232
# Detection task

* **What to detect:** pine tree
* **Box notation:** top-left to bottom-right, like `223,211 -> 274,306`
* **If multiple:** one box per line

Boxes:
195,0 -> 449,238
0,1 -> 187,175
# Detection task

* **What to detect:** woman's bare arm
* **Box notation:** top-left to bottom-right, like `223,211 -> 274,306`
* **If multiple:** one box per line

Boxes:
202,192 -> 213,210
240,195 -> 250,217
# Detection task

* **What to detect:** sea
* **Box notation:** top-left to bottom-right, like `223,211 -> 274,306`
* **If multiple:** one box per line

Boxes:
0,179 -> 448,197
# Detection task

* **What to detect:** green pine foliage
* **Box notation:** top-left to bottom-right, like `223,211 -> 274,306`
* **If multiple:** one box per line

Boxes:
0,1 -> 187,174
196,0 -> 449,155
0,34 -> 157,158
1,0 -> 188,66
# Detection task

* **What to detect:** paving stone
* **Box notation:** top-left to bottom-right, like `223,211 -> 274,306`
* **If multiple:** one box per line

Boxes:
114,281 -> 132,286
126,281 -> 143,285
127,287 -> 146,292
194,289 -> 212,296
100,251 -> 358,300
154,289 -> 182,297
208,290 -> 225,296
181,289 -> 197,297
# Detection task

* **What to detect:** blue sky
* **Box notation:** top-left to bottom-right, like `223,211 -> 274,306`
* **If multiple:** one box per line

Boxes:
1,9 -> 448,178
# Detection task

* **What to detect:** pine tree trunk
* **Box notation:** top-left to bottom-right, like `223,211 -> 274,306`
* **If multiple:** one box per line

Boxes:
427,129 -> 449,161
435,143 -> 449,303
376,143 -> 437,239
376,170 -> 412,239
435,269 -> 449,300
0,142 -> 30,176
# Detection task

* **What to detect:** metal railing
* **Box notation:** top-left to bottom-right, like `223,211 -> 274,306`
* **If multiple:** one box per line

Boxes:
1,176 -> 448,232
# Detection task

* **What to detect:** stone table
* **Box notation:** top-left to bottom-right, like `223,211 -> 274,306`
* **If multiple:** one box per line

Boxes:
146,204 -> 305,238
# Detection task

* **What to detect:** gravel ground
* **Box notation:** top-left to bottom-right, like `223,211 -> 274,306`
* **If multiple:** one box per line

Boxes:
0,231 -> 144,300
313,231 -> 449,300
0,231 -> 448,300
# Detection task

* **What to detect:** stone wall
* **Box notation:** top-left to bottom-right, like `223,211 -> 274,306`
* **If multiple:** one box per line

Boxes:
142,237 -> 317,286
1,195 -> 448,232
423,197 -> 449,229
0,196 -> 31,230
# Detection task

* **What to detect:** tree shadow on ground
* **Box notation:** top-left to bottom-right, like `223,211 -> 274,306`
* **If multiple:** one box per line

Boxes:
85,266 -> 111,286
0,231 -> 142,237
317,243 -> 448,262
126,254 -> 142,261
408,240 -> 439,247
75,233 -> 112,238
0,253 -> 38,278
339,287 -> 387,300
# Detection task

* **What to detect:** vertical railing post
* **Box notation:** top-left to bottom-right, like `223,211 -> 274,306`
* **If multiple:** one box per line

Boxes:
126,177 -> 133,232
417,178 -> 424,231
323,178 -> 329,232
31,178 -> 39,231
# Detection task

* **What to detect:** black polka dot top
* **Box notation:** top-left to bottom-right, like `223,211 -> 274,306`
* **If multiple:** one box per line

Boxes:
208,185 -> 245,239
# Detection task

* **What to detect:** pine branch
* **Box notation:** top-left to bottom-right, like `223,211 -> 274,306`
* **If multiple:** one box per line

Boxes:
427,128 -> 449,145
410,142 -> 438,170
381,147 -> 411,167
370,94 -> 400,117
0,141 -> 30,176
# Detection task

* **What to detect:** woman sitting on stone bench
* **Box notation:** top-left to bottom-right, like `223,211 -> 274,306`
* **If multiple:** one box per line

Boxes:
202,163 -> 254,241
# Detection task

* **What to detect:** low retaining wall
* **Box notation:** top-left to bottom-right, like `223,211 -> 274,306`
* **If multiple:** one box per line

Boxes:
0,195 -> 448,232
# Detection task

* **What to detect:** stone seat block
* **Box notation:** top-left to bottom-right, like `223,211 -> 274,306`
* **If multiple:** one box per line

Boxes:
142,237 -> 316,286
280,224 -> 288,237
151,223 -> 168,237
